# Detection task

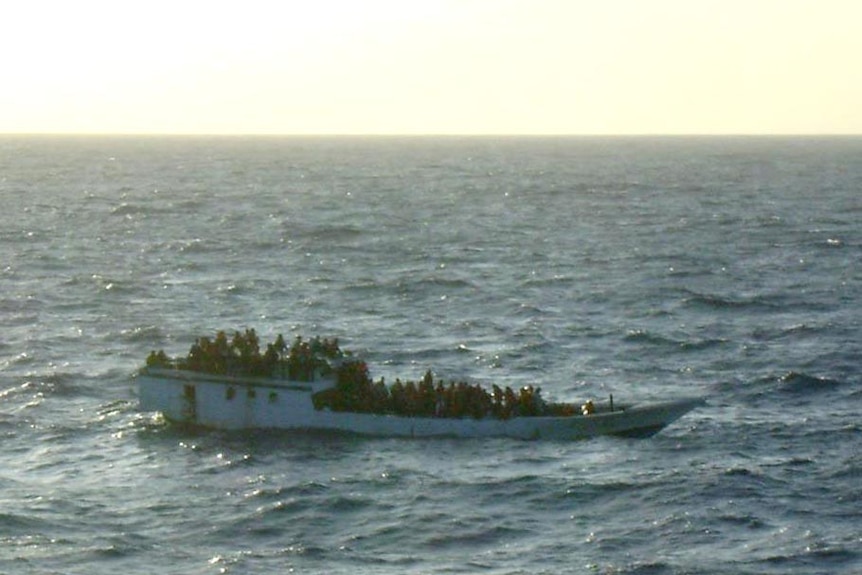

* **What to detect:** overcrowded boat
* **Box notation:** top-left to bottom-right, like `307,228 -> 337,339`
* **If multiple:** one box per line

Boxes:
137,329 -> 704,439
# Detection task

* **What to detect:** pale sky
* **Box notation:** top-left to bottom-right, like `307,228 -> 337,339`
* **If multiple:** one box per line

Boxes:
1,0 -> 860,135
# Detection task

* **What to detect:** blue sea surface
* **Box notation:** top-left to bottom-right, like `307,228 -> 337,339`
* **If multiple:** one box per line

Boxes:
1,136 -> 860,574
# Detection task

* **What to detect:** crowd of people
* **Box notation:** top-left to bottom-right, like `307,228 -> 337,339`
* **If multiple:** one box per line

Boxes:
146,330 -> 580,420
145,330 -> 342,381
314,365 -> 567,419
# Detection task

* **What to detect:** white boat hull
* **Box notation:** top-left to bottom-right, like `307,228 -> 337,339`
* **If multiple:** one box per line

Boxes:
137,368 -> 704,440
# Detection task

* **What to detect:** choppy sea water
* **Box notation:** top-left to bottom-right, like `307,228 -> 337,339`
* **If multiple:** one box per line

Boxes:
1,135 -> 860,574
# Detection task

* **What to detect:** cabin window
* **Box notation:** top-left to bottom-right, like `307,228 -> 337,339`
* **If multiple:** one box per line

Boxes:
247,388 -> 256,399
226,387 -> 236,401
269,391 -> 278,403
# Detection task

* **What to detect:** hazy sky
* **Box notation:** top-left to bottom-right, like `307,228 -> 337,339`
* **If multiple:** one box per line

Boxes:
2,0 -> 860,135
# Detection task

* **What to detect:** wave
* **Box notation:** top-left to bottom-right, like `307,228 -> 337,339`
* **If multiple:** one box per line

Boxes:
512,302 -> 548,317
110,202 -> 155,217
343,278 -> 386,292
158,238 -> 228,254
378,344 -> 451,360
15,371 -> 104,399
614,560 -> 676,575
118,325 -> 166,344
343,275 -> 477,300
0,512 -> 63,534
623,329 -> 726,351
104,194 -> 209,218
732,371 -> 849,405
564,478 -> 667,503
682,291 -> 780,311
282,221 -> 368,243
0,379 -> 43,401
777,371 -> 845,395
757,543 -> 859,569
421,524 -> 527,549
503,338 -> 554,362
717,512 -> 770,529
751,323 -> 824,342
58,274 -> 141,296
398,276 -> 477,291
520,275 -> 575,288
624,329 -> 677,346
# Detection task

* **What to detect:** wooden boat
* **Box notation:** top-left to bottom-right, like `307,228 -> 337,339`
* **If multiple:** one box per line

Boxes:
137,331 -> 704,439
138,366 -> 703,439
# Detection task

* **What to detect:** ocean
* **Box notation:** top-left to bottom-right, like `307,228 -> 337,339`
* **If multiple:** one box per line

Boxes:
1,135 -> 859,574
